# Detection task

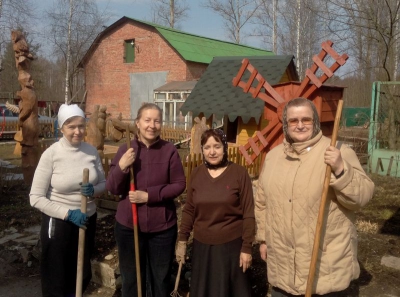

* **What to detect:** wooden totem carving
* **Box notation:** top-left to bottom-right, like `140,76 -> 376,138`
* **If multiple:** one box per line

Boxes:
12,30 -> 39,184
86,105 -> 107,155
190,117 -> 208,154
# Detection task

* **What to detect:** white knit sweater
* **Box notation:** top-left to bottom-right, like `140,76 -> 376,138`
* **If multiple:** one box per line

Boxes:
30,137 -> 106,219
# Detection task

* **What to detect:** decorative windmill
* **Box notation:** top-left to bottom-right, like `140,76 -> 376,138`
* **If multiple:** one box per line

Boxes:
233,40 -> 348,165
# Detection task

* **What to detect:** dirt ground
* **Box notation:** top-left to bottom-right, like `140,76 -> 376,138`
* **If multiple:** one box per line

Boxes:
1,140 -> 400,297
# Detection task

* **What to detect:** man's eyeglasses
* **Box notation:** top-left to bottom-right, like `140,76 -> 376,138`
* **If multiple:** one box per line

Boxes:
287,117 -> 313,126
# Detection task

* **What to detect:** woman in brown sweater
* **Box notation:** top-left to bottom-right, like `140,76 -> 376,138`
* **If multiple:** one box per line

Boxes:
176,128 -> 255,297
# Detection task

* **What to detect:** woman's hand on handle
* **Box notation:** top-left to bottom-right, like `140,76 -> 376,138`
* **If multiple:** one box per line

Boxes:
129,190 -> 148,203
119,148 -> 135,172
324,146 -> 344,176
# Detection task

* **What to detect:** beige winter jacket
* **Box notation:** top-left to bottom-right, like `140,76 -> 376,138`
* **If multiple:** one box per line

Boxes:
255,131 -> 374,295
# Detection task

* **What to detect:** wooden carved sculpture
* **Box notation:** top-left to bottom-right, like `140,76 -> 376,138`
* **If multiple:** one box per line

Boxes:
233,40 -> 348,165
86,105 -> 107,155
109,118 -> 137,142
11,30 -> 39,184
190,116 -> 208,154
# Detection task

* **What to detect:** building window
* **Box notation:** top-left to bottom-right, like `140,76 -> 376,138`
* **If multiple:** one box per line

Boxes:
154,91 -> 192,129
124,39 -> 135,63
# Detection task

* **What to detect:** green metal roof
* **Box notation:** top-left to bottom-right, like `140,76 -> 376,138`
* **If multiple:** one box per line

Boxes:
125,17 -> 273,64
180,55 -> 296,124
81,16 -> 273,67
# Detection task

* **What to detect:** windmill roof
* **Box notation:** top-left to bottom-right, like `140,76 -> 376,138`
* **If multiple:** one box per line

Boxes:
180,55 -> 296,124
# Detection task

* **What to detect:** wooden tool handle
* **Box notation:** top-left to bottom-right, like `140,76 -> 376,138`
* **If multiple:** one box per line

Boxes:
76,168 -> 89,297
305,100 -> 343,297
126,124 -> 142,297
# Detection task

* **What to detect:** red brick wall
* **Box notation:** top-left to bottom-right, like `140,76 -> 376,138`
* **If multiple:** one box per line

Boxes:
84,22 -> 207,119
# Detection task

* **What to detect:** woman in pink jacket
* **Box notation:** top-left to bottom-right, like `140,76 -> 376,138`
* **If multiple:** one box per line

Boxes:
255,98 -> 374,296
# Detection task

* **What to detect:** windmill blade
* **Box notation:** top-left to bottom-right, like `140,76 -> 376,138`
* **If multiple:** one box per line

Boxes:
295,40 -> 348,99
239,117 -> 281,165
233,58 -> 285,105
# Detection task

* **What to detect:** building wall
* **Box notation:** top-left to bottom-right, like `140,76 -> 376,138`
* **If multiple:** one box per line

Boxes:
84,21 -> 207,119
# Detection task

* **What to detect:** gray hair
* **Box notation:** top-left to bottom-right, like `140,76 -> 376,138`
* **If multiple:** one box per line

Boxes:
282,97 -> 321,144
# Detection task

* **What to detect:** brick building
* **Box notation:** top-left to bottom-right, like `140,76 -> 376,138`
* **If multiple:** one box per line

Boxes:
80,17 -> 272,122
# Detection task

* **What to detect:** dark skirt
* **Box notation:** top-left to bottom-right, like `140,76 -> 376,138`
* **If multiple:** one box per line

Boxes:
190,237 -> 251,297
40,212 -> 97,297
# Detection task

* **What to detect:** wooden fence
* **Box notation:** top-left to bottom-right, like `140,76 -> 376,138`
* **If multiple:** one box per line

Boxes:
161,126 -> 191,144
1,119 -> 55,139
181,147 -> 262,186
36,137 -> 263,209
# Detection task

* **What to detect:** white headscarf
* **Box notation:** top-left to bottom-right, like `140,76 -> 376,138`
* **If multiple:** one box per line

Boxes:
58,104 -> 85,128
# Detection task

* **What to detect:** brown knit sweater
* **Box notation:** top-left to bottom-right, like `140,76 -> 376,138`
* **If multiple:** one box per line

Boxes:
178,163 -> 255,254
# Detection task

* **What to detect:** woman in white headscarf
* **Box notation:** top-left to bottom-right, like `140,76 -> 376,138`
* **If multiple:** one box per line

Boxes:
30,104 -> 106,297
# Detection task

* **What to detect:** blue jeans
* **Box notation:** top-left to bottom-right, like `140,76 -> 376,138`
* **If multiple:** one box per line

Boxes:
115,222 -> 177,297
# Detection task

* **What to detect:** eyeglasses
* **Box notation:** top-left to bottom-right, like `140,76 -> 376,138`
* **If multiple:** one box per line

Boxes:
287,117 -> 313,126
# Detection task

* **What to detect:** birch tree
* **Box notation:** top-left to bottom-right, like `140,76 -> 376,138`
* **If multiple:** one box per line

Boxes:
150,0 -> 189,28
44,0 -> 111,104
202,0 -> 260,44
254,0 -> 324,77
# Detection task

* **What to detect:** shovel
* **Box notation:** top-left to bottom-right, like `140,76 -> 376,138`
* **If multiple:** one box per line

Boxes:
170,261 -> 183,297
126,126 -> 142,297
76,168 -> 89,297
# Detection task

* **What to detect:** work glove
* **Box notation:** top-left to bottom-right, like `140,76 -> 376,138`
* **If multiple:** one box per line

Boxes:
66,209 -> 88,228
80,182 -> 94,197
175,241 -> 187,264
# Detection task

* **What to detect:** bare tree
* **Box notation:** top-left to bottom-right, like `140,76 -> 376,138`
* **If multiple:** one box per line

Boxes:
0,0 -> 36,72
202,0 -> 260,44
150,0 -> 189,28
254,0 -> 325,76
44,0 -> 111,104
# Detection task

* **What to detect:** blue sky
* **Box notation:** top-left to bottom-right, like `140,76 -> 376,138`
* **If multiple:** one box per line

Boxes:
97,0 -> 264,49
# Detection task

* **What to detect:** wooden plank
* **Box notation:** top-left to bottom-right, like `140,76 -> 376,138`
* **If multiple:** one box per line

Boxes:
262,80 -> 285,103
244,67 -> 258,93
256,131 -> 269,147
375,158 -> 383,173
312,55 -> 333,77
251,77 -> 265,98
232,58 -> 249,86
321,42 -> 348,65
305,69 -> 322,88
239,145 -> 253,165
387,156 -> 394,176
257,92 -> 280,108
248,137 -> 260,155
294,40 -> 332,98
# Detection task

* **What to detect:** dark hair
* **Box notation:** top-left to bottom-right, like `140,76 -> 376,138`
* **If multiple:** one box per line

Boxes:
136,103 -> 163,122
201,129 -> 229,169
282,97 -> 321,143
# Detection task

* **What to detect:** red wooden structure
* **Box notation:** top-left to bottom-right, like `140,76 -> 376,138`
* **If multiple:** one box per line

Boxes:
232,40 -> 348,165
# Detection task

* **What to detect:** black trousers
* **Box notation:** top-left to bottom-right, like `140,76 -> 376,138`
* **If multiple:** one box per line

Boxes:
190,237 -> 252,297
115,222 -> 177,297
40,212 -> 97,297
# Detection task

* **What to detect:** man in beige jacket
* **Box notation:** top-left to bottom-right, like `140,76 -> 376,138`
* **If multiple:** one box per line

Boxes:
255,98 -> 374,296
